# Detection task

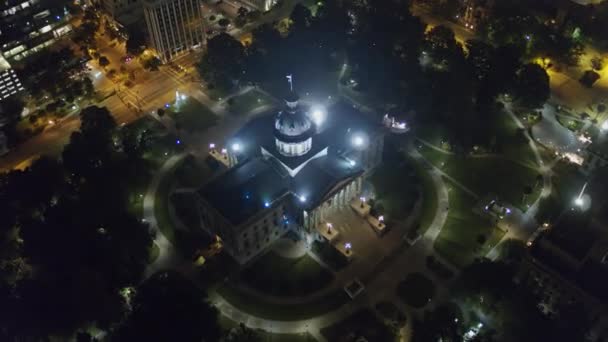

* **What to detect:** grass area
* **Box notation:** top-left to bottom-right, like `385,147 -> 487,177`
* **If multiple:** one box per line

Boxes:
148,242 -> 160,264
173,154 -> 214,188
311,240 -> 348,271
369,161 -> 420,221
411,158 -> 439,235
491,112 -> 538,169
154,156 -> 213,257
433,182 -> 506,267
154,160 -> 180,244
396,272 -> 435,308
418,145 -> 541,211
216,283 -> 349,321
218,315 -> 317,342
240,251 -> 333,297
125,117 -> 181,219
321,309 -> 396,342
537,162 -> 587,222
169,98 -> 218,133
227,89 -> 275,115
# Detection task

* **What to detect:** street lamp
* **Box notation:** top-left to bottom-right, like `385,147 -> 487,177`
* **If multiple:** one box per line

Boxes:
231,143 -> 241,152
345,242 -> 352,254
311,105 -> 326,126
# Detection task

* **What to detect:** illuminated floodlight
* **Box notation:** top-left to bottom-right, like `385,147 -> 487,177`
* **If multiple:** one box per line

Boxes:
349,159 -> 356,167
231,143 -> 241,152
299,195 -> 307,203
574,197 -> 584,207
311,107 -> 325,126
209,143 -> 216,149
353,135 -> 364,147
221,148 -> 227,154
264,201 -> 270,208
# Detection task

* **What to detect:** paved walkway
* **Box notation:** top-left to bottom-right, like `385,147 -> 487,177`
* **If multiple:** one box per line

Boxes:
144,153 -> 188,278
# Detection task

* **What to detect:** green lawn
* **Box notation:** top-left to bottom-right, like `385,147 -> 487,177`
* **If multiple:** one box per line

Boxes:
215,283 -> 349,321
411,158 -> 438,234
321,309 -> 396,342
218,315 -> 317,342
369,162 -> 420,221
434,182 -> 505,267
227,89 -> 275,115
396,272 -> 435,308
240,251 -> 333,297
154,157 -> 213,257
173,154 -> 214,188
418,146 -> 541,211
491,112 -> 538,169
148,242 -> 160,264
170,98 -> 218,133
537,162 -> 587,222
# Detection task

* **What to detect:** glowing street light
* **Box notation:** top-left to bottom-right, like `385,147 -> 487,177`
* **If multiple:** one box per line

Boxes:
231,143 -> 241,152
209,143 -> 216,149
352,135 -> 364,147
311,107 -> 325,126
221,148 -> 227,154
349,159 -> 356,167
574,182 -> 587,208
345,242 -> 352,253
299,195 -> 307,203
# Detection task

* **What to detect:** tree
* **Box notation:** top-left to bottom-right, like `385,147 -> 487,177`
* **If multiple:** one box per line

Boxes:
198,33 -> 245,90
98,56 -> 110,68
114,271 -> 221,342
425,25 -> 465,68
218,18 -> 230,28
515,63 -> 549,109
223,323 -> 261,342
126,26 -> 146,55
428,0 -> 462,20
0,97 -> 25,146
290,4 -> 312,30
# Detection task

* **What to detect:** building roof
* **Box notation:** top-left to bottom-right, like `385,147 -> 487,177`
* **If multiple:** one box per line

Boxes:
200,99 -> 378,226
199,153 -> 362,226
199,158 -> 290,226
233,100 -> 380,170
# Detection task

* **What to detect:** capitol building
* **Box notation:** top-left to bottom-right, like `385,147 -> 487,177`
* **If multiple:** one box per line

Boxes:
195,92 -> 384,263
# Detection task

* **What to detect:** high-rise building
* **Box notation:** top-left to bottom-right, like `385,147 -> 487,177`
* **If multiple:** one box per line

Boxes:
101,0 -> 142,31
0,0 -> 72,63
0,53 -> 24,100
233,0 -> 277,12
143,0 -> 205,63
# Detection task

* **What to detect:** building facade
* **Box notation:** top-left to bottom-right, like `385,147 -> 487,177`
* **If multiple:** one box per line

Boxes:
0,0 -> 71,63
0,53 -> 24,100
143,0 -> 205,63
101,0 -> 142,30
234,0 -> 277,12
195,93 -> 384,264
